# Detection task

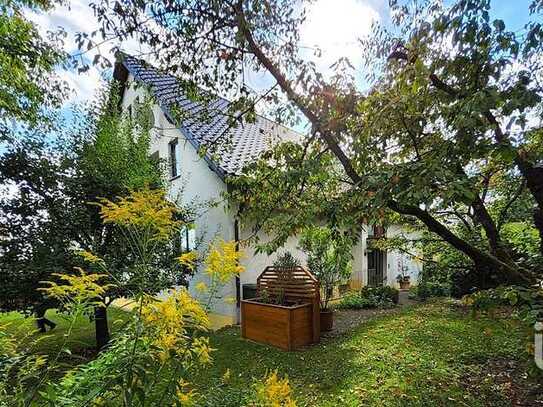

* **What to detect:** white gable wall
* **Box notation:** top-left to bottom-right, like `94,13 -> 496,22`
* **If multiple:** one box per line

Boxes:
121,77 -> 237,321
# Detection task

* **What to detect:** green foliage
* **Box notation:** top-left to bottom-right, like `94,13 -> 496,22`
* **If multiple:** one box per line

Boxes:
0,0 -> 68,138
228,141 -> 347,254
298,226 -> 353,310
410,280 -> 452,301
272,251 -> 301,268
335,291 -> 386,310
361,286 -> 400,305
463,286 -> 543,325
336,286 -> 399,310
502,222 -> 542,268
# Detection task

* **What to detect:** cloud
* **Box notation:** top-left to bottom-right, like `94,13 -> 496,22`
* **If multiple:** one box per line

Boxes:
24,0 -> 105,104
300,0 -> 381,73
25,0 -> 385,105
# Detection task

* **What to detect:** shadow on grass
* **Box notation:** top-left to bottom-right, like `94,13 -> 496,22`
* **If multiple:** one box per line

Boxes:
193,302 -> 536,407
0,306 -> 131,371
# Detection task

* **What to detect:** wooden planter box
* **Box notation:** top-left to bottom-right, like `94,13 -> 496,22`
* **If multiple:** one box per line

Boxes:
241,299 -> 317,351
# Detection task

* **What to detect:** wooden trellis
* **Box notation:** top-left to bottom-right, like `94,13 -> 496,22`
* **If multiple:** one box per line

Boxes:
257,266 -> 320,302
241,266 -> 320,350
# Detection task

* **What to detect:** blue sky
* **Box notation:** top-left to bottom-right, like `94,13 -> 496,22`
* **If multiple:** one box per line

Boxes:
486,0 -> 533,31
27,0 -> 538,108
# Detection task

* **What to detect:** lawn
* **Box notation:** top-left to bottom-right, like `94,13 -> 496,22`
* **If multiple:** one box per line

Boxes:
1,301 -> 540,406
194,301 -> 540,406
0,307 -> 131,368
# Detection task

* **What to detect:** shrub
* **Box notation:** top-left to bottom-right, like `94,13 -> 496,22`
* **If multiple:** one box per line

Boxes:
273,252 -> 301,268
462,286 -> 543,324
336,291 -> 379,309
411,280 -> 451,300
336,286 -> 399,310
299,226 -> 353,311
360,286 -> 399,305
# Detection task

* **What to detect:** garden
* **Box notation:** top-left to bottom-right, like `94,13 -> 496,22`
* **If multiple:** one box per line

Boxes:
2,300 -> 542,405
2,0 -> 543,405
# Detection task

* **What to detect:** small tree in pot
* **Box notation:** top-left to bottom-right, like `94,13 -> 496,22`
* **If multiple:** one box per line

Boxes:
396,266 -> 411,289
299,226 -> 353,331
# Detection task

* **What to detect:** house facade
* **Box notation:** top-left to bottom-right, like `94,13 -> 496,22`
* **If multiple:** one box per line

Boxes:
114,55 -> 422,326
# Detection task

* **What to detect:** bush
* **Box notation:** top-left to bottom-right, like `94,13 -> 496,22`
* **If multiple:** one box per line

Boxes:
462,286 -> 543,324
273,251 -> 301,268
360,286 -> 399,305
336,286 -> 399,310
411,280 -> 451,300
336,291 -> 379,309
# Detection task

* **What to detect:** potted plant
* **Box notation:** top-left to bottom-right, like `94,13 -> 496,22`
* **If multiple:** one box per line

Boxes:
299,226 -> 353,332
396,268 -> 411,289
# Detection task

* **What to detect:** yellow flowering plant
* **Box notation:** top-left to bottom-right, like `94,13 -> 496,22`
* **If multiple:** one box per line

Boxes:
201,238 -> 245,311
15,186 -> 245,406
39,267 -> 113,312
39,187 -> 222,406
0,327 -> 49,406
97,187 -> 181,242
141,288 -> 211,362
254,371 -> 298,407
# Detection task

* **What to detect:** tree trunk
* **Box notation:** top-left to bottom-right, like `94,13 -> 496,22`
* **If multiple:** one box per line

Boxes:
94,305 -> 110,350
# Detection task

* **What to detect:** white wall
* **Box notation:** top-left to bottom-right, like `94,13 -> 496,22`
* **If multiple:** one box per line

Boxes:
385,225 -> 423,289
238,229 -> 307,291
121,78 -> 237,318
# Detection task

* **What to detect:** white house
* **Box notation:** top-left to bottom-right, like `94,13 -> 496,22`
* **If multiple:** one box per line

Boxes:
113,55 -> 422,326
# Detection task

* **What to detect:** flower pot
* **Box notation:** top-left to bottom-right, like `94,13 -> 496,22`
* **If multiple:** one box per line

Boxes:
320,310 -> 333,332
399,280 -> 410,289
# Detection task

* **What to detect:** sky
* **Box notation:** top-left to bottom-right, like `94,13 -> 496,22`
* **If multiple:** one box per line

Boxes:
27,0 -> 536,108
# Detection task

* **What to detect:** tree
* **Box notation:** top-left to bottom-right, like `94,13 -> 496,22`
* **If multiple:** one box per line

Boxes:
0,86 -> 200,348
0,133 -> 77,328
0,0 -> 68,139
299,226 -> 353,311
84,0 -> 542,284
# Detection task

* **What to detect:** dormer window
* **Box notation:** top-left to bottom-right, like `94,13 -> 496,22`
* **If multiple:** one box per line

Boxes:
169,138 -> 180,178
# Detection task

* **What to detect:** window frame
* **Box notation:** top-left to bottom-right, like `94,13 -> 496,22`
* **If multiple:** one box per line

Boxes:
169,138 -> 179,178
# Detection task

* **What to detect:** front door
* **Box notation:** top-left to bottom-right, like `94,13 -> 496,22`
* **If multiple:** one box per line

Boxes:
367,249 -> 386,287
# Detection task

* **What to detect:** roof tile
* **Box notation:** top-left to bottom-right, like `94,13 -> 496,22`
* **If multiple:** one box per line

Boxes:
121,55 -> 300,177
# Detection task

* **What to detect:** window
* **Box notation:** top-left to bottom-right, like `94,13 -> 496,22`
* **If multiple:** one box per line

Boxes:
169,139 -> 179,178
180,226 -> 196,251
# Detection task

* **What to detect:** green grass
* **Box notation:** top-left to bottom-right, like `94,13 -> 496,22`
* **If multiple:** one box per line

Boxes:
1,301 -> 539,405
193,302 -> 537,406
0,307 -> 130,367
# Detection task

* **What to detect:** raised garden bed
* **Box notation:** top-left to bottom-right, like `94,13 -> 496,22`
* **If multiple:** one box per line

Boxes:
241,266 -> 320,351
241,299 -> 314,350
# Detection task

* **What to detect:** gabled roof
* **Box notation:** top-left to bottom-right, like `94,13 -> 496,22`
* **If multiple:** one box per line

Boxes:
114,55 -> 301,178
